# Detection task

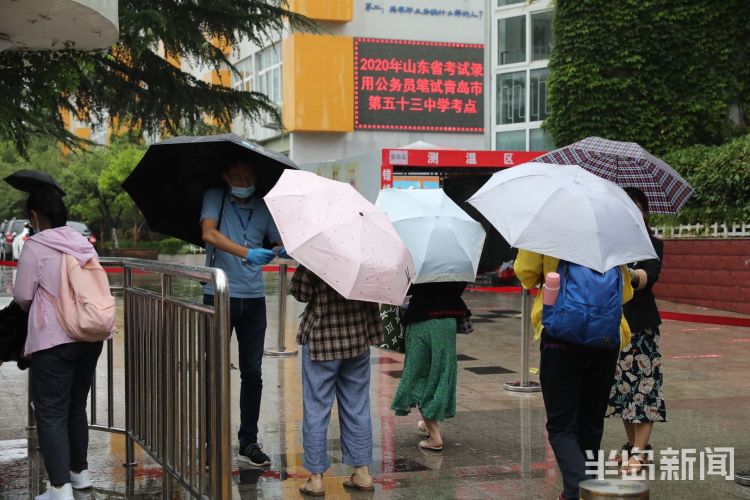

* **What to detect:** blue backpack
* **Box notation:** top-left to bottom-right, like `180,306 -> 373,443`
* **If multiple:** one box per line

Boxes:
542,261 -> 623,349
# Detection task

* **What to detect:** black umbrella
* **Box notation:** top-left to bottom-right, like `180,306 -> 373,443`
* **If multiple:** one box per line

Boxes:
4,169 -> 66,196
122,133 -> 299,247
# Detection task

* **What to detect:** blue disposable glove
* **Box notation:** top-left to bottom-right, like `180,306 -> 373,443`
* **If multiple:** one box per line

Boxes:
246,248 -> 275,265
275,247 -> 290,259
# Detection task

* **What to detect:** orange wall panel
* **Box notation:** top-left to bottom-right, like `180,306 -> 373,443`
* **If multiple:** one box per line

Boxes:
74,127 -> 91,140
288,0 -> 352,22
283,34 -> 353,132
166,52 -> 181,69
205,69 -> 231,87
211,35 -> 233,56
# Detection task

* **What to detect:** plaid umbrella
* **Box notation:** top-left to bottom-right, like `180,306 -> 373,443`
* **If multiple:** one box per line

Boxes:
532,136 -> 694,214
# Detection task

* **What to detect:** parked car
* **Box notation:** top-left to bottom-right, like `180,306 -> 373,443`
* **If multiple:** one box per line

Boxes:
12,225 -> 30,260
66,221 -> 97,247
4,219 -> 29,260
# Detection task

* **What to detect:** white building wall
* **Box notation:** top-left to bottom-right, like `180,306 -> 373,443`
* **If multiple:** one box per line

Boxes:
489,0 -> 555,152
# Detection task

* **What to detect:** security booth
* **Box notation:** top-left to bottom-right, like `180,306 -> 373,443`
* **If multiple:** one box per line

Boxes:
380,147 -> 545,283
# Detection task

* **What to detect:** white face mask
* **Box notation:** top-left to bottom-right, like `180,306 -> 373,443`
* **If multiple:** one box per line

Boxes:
230,185 -> 255,199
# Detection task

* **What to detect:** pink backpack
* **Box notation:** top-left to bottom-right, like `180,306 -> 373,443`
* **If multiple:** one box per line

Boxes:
55,254 -> 116,341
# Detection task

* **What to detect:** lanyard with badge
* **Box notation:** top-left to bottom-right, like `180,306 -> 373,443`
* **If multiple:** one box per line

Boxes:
230,200 -> 254,246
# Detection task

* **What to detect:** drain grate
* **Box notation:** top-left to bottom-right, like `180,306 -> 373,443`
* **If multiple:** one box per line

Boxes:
391,457 -> 430,472
484,309 -> 521,318
464,366 -> 515,375
456,354 -> 478,361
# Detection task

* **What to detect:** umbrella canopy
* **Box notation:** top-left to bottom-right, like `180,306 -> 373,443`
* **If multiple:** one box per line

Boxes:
531,136 -> 693,214
4,169 -> 66,196
467,162 -> 657,273
122,133 -> 298,246
375,188 -> 486,284
265,170 -> 415,305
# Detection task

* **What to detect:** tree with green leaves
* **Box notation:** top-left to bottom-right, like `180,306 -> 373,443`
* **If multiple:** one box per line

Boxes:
0,140 -> 68,221
660,133 -> 750,224
0,139 -> 147,248
59,141 -> 147,248
544,0 -> 750,155
0,1 -> 314,156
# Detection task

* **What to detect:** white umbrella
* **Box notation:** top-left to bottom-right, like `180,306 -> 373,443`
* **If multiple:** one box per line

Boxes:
376,188 -> 486,283
467,162 -> 657,273
264,170 -> 415,305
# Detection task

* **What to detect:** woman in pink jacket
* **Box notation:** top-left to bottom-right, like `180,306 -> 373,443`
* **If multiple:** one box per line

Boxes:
13,186 -> 103,500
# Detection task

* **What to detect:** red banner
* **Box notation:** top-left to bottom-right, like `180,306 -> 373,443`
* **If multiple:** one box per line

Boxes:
382,149 -> 544,169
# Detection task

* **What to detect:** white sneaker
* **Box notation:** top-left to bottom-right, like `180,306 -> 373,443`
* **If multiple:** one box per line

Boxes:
35,483 -> 74,500
70,470 -> 92,489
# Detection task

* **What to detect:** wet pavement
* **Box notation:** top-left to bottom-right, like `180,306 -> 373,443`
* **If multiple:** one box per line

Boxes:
1,265 -> 750,499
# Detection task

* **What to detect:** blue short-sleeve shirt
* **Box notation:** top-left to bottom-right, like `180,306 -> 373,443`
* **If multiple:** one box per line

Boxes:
200,188 -> 281,298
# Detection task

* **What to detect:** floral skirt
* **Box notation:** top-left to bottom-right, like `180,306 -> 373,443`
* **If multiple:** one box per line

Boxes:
606,326 -> 667,423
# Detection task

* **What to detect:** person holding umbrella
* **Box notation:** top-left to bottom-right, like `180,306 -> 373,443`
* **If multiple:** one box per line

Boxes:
466,162 -> 654,500
200,158 -> 286,467
390,281 -> 471,452
289,265 -> 382,496
374,189 -> 483,453
606,187 -> 666,472
11,182 -> 109,500
263,171 -> 414,496
514,251 -> 633,499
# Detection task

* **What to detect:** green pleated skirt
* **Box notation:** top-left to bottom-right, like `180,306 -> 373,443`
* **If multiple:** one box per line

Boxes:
391,318 -> 457,422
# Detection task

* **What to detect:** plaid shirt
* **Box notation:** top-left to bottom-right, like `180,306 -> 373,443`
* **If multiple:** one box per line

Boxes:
290,266 -> 384,361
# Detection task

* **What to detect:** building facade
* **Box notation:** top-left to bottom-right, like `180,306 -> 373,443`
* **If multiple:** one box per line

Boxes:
224,0 -> 488,164
62,0 -> 558,159
489,0 -> 554,152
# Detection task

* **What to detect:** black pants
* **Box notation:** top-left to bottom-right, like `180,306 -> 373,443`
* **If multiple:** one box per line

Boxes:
539,331 -> 618,499
31,341 -> 103,486
204,295 -> 266,448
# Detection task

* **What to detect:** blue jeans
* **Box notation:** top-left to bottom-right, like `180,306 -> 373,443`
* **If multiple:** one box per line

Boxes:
31,341 -> 103,486
539,332 -> 619,499
204,295 -> 266,448
301,344 -> 372,474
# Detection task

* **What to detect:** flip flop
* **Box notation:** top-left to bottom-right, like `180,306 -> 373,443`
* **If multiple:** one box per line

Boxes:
417,420 -> 430,436
419,439 -> 443,452
298,479 -> 325,497
343,474 -> 375,492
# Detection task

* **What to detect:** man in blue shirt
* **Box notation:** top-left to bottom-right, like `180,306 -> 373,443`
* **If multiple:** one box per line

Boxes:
201,159 -> 285,467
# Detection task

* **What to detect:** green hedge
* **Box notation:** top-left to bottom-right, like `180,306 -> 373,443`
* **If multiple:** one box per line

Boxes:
159,237 -> 186,255
544,0 -> 750,155
656,134 -> 750,224
100,239 -> 161,250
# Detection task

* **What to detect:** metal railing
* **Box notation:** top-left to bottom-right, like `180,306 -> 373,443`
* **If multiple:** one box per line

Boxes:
653,222 -> 750,238
27,258 -> 232,499
264,263 -> 297,357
